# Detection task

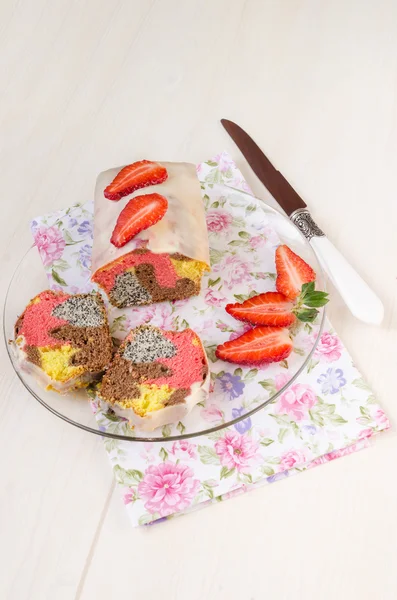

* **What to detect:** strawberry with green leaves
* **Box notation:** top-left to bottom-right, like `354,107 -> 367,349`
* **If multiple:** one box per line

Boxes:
275,244 -> 316,299
226,283 -> 328,327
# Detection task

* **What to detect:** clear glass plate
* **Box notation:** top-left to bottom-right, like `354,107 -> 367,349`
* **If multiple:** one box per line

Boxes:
4,184 -> 326,442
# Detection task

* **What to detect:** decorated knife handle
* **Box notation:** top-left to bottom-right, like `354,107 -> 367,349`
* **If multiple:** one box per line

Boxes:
290,208 -> 325,241
289,209 -> 384,324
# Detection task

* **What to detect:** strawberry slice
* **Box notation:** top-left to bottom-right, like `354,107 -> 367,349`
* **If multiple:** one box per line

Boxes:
104,160 -> 168,201
275,245 -> 316,300
215,326 -> 292,365
226,292 -> 296,327
110,193 -> 168,248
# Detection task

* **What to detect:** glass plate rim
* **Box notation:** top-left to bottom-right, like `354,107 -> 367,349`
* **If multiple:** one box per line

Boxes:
3,184 -> 326,442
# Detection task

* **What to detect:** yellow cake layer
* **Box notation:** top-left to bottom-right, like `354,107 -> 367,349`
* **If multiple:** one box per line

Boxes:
114,384 -> 175,417
38,345 -> 84,382
170,257 -> 208,282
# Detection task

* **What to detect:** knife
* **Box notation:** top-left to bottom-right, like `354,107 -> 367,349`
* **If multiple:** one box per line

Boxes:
221,119 -> 384,325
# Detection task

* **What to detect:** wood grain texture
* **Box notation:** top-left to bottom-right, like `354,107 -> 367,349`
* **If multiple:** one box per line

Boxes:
1,0 -> 397,598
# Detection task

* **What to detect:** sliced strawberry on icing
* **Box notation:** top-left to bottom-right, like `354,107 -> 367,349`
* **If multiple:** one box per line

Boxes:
110,193 -> 168,248
275,245 -> 316,300
215,326 -> 292,365
226,292 -> 296,327
104,160 -> 168,201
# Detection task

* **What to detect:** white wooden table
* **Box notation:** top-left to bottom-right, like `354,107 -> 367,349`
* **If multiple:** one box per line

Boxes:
1,1 -> 397,598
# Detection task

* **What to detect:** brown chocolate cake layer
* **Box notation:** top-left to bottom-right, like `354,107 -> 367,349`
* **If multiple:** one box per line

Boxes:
134,263 -> 200,304
49,323 -> 113,371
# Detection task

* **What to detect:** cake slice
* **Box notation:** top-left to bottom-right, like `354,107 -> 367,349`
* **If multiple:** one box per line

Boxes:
92,249 -> 207,308
14,290 -> 113,393
99,325 -> 210,431
91,161 -> 210,308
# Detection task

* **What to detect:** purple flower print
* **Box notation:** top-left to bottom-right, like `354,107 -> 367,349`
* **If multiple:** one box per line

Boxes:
317,368 -> 347,395
267,471 -> 289,484
78,244 -> 92,269
78,219 -> 93,237
68,218 -> 78,228
145,517 -> 167,526
302,425 -> 317,435
232,407 -> 252,434
218,372 -> 245,400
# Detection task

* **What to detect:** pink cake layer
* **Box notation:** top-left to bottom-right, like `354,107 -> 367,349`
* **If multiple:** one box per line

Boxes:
146,329 -> 205,389
18,291 -> 69,347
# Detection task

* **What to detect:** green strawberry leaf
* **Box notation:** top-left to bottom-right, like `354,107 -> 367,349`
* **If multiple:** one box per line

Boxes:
296,308 -> 319,322
303,292 -> 329,307
300,281 -> 315,299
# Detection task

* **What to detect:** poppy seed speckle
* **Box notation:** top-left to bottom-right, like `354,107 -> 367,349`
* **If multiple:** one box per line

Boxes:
123,326 -> 176,363
52,295 -> 104,327
110,272 -> 152,308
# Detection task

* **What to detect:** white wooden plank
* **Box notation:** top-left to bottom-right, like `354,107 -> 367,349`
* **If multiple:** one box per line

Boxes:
1,0 -> 397,598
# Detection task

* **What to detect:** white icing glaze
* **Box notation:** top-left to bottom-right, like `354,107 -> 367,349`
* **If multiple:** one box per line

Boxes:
13,336 -> 99,394
91,161 -> 210,275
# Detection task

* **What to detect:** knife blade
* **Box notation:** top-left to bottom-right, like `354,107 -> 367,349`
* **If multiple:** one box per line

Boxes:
221,119 -> 306,215
221,118 -> 384,325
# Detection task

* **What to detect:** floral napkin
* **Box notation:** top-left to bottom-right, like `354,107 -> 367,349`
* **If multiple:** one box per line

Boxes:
31,152 -> 390,526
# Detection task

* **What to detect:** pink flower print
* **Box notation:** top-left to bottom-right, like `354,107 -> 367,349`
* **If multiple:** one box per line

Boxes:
132,305 -> 174,330
138,462 -> 200,517
212,152 -> 235,173
229,322 -> 252,341
221,484 -> 248,501
206,210 -> 233,233
314,332 -> 343,362
205,289 -> 227,307
173,298 -> 190,309
201,404 -> 224,422
373,408 -> 389,429
216,321 -> 229,332
128,306 -> 155,327
169,441 -> 197,460
358,428 -> 373,439
279,449 -> 308,472
274,373 -> 290,391
213,255 -> 251,290
140,442 -> 155,463
278,383 -> 317,421
308,440 -> 370,468
214,431 -> 260,473
152,305 -> 175,330
249,235 -> 266,249
123,487 -> 136,505
262,225 -> 280,246
230,176 -> 252,194
33,225 -> 66,267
